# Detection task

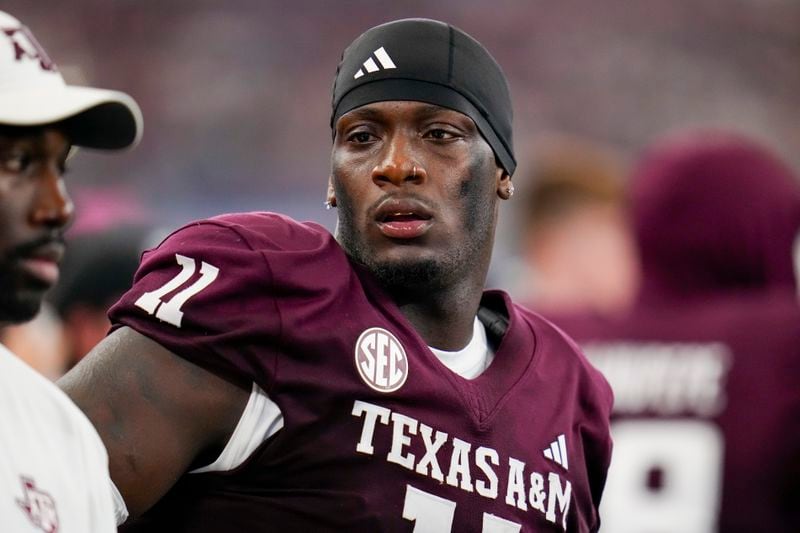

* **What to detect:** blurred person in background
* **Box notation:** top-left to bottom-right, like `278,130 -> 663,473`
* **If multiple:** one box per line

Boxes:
554,130 -> 800,533
0,9 -> 141,532
49,224 -> 156,369
517,136 -> 639,316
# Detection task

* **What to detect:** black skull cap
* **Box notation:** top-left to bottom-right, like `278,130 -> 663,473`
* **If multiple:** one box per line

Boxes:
331,18 -> 516,176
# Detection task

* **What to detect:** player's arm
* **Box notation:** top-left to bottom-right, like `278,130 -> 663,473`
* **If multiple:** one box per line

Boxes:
58,325 -> 250,519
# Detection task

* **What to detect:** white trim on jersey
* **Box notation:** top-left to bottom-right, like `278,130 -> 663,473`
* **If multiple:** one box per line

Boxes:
191,382 -> 283,474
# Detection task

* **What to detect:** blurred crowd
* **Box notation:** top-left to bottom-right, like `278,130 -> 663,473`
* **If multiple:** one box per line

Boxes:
2,0 -> 799,227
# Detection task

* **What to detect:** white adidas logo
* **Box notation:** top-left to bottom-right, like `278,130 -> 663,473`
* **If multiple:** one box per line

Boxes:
543,434 -> 569,470
354,46 -> 396,79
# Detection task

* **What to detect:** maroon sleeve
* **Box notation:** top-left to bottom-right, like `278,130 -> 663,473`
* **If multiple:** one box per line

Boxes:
108,217 -> 282,391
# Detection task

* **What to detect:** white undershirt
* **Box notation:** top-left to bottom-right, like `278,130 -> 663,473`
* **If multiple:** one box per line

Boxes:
428,316 -> 493,380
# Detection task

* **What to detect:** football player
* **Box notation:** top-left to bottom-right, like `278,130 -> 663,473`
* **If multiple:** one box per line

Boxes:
60,19 -> 612,532
0,9 -> 141,532
552,131 -> 800,532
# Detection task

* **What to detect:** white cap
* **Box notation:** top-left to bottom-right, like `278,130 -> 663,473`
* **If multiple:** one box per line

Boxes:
0,11 -> 142,149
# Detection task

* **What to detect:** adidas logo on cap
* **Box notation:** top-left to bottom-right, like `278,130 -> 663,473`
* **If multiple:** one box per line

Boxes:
353,46 -> 396,79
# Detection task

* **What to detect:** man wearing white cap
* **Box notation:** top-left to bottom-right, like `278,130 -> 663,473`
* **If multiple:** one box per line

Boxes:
0,10 -> 142,532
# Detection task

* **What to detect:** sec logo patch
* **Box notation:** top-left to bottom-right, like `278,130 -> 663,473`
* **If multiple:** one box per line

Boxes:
355,327 -> 409,392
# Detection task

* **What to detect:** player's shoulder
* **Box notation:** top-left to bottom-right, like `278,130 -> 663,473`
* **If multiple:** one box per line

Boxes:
720,289 -> 800,355
729,288 -> 800,324
208,212 -> 332,246
135,211 -> 345,286
666,289 -> 800,348
113,211 -> 356,361
156,211 -> 333,254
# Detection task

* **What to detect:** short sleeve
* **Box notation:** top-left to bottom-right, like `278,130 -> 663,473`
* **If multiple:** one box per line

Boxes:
109,219 -> 281,390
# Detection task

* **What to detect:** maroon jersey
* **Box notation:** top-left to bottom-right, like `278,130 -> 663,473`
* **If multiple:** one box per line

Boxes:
548,133 -> 800,533
109,212 -> 612,532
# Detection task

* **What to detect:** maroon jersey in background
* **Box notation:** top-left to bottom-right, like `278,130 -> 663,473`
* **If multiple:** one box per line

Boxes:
549,132 -> 800,533
109,212 -> 612,532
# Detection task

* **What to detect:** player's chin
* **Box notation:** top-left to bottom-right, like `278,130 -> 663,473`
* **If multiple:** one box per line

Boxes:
370,242 -> 438,267
0,291 -> 43,324
367,253 -> 453,291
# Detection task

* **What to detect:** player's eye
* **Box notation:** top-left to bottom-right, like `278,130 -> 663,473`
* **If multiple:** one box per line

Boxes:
0,150 -> 32,174
423,128 -> 458,141
347,131 -> 376,144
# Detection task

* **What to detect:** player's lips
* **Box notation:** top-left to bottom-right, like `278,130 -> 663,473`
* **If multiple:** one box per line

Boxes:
374,198 -> 434,240
15,242 -> 64,287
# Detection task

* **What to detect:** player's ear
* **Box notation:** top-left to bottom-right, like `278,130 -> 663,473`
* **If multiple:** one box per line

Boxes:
326,176 -> 337,209
496,168 -> 514,200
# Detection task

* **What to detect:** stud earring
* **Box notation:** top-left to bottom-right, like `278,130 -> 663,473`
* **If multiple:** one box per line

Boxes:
324,200 -> 335,210
507,183 -> 515,198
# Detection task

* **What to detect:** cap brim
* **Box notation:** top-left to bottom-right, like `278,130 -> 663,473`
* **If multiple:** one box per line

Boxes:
0,85 -> 142,150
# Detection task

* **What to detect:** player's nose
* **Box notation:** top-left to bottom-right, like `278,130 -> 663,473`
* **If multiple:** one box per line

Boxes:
371,135 -> 427,188
29,166 -> 74,230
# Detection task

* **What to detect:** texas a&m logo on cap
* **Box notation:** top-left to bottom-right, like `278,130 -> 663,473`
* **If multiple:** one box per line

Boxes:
354,327 -> 408,392
1,23 -> 55,72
